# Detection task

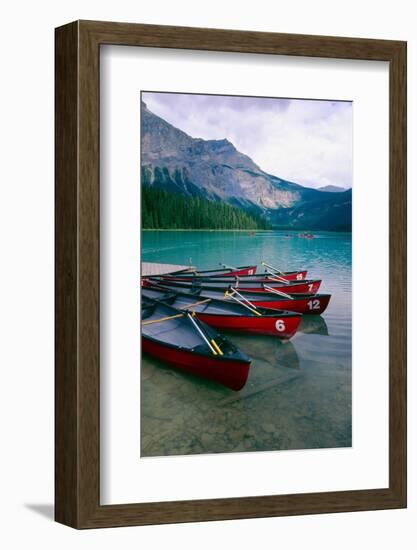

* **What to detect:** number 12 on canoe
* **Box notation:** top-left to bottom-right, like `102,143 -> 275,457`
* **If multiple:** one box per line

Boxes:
307,299 -> 321,311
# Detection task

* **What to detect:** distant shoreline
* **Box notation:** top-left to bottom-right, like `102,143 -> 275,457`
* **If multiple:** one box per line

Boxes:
142,228 -> 267,232
142,228 -> 352,233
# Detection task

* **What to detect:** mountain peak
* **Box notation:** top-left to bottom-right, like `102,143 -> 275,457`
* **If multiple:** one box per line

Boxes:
205,137 -> 236,152
318,185 -> 347,193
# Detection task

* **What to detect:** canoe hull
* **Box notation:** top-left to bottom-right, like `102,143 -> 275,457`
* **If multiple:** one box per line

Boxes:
222,266 -> 257,277
195,311 -> 302,339
275,270 -> 307,281
233,280 -> 321,294
184,265 -> 258,277
143,282 -> 331,314
243,294 -> 331,315
148,279 -> 322,294
162,269 -> 307,282
142,336 -> 251,391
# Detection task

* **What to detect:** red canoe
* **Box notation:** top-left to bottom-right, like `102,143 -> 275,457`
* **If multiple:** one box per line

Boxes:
142,288 -> 302,339
167,264 -> 258,278
160,269 -> 307,282
231,293 -> 331,315
142,300 -> 252,391
146,277 -> 322,295
147,282 -> 331,315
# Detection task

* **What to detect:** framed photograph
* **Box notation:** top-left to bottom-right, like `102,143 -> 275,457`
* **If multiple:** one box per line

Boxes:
55,20 -> 406,528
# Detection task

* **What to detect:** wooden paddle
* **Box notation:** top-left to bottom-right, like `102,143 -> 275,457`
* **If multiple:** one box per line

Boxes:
225,288 -> 262,316
263,285 -> 294,299
187,312 -> 222,356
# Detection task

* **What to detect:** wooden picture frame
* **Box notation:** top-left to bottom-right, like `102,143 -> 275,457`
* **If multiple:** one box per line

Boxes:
55,20 -> 407,529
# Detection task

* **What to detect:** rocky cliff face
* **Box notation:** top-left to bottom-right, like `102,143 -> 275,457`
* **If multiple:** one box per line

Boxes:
141,101 -> 352,230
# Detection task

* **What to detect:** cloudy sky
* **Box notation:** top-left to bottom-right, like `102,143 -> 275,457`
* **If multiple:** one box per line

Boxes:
142,92 -> 352,190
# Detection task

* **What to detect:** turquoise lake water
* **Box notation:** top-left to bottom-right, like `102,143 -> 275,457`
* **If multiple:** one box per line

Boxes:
141,230 -> 352,457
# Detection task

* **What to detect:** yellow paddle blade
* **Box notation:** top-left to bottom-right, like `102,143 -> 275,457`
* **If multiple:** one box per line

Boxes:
211,339 -> 223,356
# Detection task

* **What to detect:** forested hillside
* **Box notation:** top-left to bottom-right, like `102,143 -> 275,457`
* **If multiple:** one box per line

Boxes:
142,187 -> 271,230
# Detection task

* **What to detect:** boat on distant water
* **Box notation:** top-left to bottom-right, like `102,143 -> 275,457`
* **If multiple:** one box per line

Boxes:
142,287 -> 302,339
146,282 -> 331,315
141,299 -> 252,391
